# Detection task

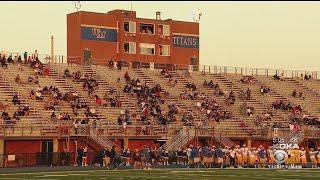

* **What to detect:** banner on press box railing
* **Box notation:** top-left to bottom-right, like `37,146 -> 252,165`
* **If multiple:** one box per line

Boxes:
150,62 -> 154,70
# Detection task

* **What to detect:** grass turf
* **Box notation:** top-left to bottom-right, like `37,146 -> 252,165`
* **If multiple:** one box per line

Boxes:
0,168 -> 319,180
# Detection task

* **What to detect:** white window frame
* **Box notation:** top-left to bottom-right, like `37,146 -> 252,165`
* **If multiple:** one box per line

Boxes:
124,42 -> 136,54
158,24 -> 170,36
162,25 -> 170,36
124,21 -> 136,33
140,43 -> 155,55
159,45 -> 170,56
140,23 -> 155,35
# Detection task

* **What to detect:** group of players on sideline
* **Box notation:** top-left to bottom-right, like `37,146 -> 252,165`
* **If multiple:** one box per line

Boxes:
73,144 -> 320,169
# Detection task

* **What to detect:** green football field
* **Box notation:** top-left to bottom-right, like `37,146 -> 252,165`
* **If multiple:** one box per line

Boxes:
0,168 -> 320,180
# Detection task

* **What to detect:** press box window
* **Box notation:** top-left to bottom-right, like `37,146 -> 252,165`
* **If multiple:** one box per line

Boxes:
124,21 -> 136,33
140,43 -> 155,55
159,25 -> 170,36
124,42 -> 136,54
159,45 -> 170,56
140,23 -> 154,34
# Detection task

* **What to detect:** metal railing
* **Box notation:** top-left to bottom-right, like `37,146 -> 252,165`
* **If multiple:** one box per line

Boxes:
1,49 -> 319,79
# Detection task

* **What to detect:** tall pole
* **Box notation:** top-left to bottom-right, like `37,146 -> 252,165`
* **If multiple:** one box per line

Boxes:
51,35 -> 54,64
74,1 -> 82,65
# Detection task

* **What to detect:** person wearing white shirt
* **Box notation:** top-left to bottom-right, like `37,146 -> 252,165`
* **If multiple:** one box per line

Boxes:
300,147 -> 307,167
229,147 -> 236,168
36,91 -> 43,100
309,148 -> 317,168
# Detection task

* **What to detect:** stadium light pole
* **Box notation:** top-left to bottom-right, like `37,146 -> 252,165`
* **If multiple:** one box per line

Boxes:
74,1 -> 82,64
51,35 -> 54,64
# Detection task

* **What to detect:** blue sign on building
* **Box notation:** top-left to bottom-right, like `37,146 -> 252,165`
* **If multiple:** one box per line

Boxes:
81,26 -> 117,42
172,35 -> 199,48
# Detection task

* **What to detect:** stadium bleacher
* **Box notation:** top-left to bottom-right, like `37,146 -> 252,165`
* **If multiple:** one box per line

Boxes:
0,52 -> 319,168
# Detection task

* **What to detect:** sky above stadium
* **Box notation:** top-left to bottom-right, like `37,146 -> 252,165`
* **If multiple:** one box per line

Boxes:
1,1 -> 320,71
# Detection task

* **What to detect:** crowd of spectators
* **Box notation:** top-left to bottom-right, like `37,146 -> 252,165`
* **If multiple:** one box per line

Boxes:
260,86 -> 270,95
196,98 -> 232,122
273,73 -> 285,81
239,88 -> 251,100
122,71 -> 174,125
107,60 -> 123,70
292,89 -> 304,99
272,100 -> 302,115
240,76 -> 255,84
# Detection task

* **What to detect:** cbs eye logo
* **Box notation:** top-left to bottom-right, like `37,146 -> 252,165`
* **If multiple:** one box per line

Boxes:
274,150 -> 287,164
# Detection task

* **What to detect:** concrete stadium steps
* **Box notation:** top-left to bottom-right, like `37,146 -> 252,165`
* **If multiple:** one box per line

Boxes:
0,66 -> 46,127
47,64 -> 148,126
1,62 -> 318,145
220,73 -> 290,124
190,72 -> 244,119
199,73 -> 266,130
131,68 -> 203,124
256,76 -> 320,117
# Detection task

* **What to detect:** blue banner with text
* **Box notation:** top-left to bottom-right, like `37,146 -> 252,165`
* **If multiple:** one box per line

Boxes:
172,35 -> 199,48
81,26 -> 117,42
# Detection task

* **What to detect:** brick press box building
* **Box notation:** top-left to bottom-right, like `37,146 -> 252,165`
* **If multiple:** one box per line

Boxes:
67,9 -> 199,68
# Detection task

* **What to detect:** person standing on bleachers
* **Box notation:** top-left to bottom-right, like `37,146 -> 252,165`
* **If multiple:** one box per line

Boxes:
23,52 -> 28,64
0,54 -> 8,68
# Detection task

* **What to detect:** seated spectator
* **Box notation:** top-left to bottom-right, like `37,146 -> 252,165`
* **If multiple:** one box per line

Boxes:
1,110 -> 11,121
23,105 -> 30,116
117,61 -> 122,70
89,107 -> 98,118
108,60 -> 114,69
17,55 -> 22,63
12,93 -> 20,105
15,74 -> 22,84
34,75 -> 39,85
118,114 -> 124,125
27,76 -> 34,84
29,90 -> 36,100
160,69 -> 166,76
182,69 -> 191,78
304,74 -> 312,80
201,70 -> 206,76
273,73 -> 281,81
12,111 -> 20,121
0,101 -> 5,111
246,88 -> 251,100
226,91 -> 235,105
14,56 -> 18,63
240,76 -> 255,84
292,89 -> 297,97
124,71 -> 131,82
64,69 -> 72,78
185,83 -> 197,91
280,73 -> 285,81
35,91 -> 44,100
51,112 -> 58,121
203,80 -> 208,87
7,55 -> 13,63
260,86 -> 270,95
